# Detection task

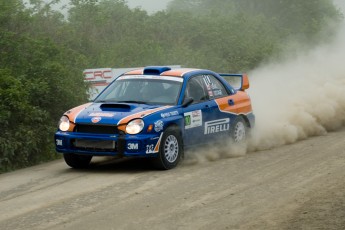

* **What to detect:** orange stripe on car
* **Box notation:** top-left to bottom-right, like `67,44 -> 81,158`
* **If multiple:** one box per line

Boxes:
215,92 -> 253,115
63,102 -> 92,131
154,132 -> 164,153
64,103 -> 92,122
161,68 -> 199,77
117,106 -> 172,126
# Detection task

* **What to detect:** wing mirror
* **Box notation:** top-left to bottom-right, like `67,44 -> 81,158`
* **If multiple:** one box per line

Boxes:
182,97 -> 194,107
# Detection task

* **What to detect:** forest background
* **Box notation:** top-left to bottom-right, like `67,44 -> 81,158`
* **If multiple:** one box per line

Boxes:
0,0 -> 343,172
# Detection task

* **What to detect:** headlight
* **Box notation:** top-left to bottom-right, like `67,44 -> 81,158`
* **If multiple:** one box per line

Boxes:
59,116 -> 70,131
126,119 -> 144,134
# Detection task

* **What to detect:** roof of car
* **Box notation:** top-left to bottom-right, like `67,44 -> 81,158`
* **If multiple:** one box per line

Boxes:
123,66 -> 202,78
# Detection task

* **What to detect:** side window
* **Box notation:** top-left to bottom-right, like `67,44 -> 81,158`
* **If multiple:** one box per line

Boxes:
202,75 -> 228,99
185,76 -> 208,104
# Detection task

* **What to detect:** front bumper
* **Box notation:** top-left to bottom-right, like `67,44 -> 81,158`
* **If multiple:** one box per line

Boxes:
55,131 -> 161,157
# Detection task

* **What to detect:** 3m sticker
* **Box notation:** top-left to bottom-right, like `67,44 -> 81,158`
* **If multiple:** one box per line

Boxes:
184,110 -> 202,129
56,139 -> 63,146
127,142 -> 139,150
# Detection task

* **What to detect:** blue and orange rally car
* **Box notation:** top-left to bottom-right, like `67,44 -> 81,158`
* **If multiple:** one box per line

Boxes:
55,66 -> 255,169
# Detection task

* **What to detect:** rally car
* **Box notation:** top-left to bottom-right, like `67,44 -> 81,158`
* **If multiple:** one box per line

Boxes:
55,66 -> 255,169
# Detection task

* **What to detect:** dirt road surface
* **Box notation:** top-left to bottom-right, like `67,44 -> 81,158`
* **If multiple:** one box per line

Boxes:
0,128 -> 344,230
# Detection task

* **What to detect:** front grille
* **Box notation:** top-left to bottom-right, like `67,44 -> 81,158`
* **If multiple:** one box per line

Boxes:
74,124 -> 118,134
71,139 -> 116,152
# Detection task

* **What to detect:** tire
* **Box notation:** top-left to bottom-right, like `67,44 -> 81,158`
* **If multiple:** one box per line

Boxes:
63,153 -> 92,169
230,116 -> 247,143
152,127 -> 183,170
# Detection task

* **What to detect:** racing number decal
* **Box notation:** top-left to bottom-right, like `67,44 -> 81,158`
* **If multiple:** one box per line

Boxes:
203,75 -> 215,97
146,133 -> 164,154
146,144 -> 155,153
203,75 -> 211,86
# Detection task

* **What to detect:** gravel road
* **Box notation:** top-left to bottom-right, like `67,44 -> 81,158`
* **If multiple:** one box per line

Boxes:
0,128 -> 344,230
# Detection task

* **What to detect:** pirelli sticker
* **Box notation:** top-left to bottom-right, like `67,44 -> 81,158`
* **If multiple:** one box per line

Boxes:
204,118 -> 230,135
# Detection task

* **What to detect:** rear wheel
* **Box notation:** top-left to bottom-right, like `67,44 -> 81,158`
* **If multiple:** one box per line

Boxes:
230,116 -> 247,143
152,127 -> 183,170
63,153 -> 92,169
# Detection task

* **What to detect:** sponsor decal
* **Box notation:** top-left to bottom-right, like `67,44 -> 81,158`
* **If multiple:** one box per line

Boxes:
154,120 -> 164,132
146,133 -> 163,154
127,142 -> 139,150
146,144 -> 155,154
56,139 -> 63,146
214,89 -> 222,96
91,116 -> 102,123
184,110 -> 202,129
89,112 -> 114,117
84,68 -> 113,81
204,118 -> 230,134
161,110 -> 179,118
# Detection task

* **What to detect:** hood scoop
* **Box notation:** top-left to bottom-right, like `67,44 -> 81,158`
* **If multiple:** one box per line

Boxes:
100,103 -> 131,111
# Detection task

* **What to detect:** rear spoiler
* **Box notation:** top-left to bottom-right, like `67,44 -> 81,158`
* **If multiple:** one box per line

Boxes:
219,73 -> 249,91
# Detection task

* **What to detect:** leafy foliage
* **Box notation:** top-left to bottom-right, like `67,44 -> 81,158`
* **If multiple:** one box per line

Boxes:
0,0 -> 342,172
0,0 -> 88,172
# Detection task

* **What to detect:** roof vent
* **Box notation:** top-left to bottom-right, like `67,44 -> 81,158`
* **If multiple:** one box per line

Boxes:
143,66 -> 171,75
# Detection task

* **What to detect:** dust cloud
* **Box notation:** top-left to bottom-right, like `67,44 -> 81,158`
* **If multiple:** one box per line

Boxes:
248,23 -> 345,152
185,15 -> 345,164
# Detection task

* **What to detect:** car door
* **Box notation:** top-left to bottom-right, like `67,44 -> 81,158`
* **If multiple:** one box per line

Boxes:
182,75 -> 215,146
200,74 -> 235,142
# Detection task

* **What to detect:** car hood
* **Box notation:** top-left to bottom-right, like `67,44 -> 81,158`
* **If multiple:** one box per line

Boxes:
65,102 -> 172,125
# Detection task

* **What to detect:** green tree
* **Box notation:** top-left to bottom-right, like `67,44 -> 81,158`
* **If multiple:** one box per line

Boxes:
0,0 -> 88,172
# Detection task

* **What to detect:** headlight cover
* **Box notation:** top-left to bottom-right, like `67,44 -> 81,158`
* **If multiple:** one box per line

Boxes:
59,116 -> 70,131
126,119 -> 144,134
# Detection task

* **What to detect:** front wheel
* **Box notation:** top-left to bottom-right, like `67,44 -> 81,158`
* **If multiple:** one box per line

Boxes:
230,117 -> 247,143
152,127 -> 183,170
63,153 -> 92,169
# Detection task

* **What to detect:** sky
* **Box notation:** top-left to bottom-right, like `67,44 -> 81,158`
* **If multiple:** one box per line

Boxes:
333,0 -> 345,10
47,0 -> 172,14
128,0 -> 344,13
48,0 -> 345,15
126,0 -> 172,13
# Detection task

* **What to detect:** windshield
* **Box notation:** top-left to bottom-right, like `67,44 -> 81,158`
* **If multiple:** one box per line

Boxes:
94,75 -> 183,105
